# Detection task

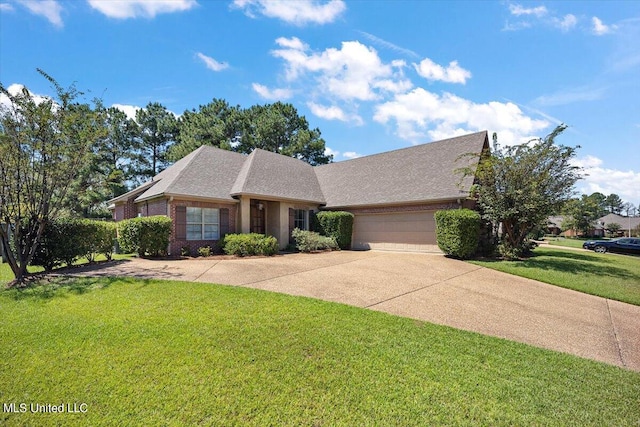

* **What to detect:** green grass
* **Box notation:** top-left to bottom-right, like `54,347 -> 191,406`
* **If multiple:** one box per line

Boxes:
544,237 -> 595,249
469,247 -> 640,305
0,254 -> 133,285
1,277 -> 639,426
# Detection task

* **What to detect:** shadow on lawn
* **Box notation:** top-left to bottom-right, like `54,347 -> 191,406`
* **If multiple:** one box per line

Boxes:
521,251 -> 637,280
2,276 -> 152,301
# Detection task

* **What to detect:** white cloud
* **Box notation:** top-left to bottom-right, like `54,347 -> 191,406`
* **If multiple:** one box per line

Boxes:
324,147 -> 339,157
252,83 -> 292,100
0,3 -> 15,12
18,0 -> 63,27
343,151 -> 362,159
112,103 -> 141,121
509,4 -> 547,17
232,0 -> 345,26
271,38 -> 400,101
373,87 -> 549,145
554,14 -> 577,32
573,156 -> 640,202
196,52 -> 229,71
413,58 -> 471,84
87,0 -> 197,19
307,102 -> 347,121
0,83 -> 51,107
534,85 -> 606,106
592,16 -> 617,35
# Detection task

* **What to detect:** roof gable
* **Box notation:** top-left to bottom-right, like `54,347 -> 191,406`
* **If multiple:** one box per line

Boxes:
231,149 -> 325,204
135,146 -> 247,202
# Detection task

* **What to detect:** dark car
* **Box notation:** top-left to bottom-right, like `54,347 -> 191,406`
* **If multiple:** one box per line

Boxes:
582,237 -> 640,254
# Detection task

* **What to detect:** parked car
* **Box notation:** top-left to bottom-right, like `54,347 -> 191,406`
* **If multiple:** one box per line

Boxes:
582,237 -> 640,254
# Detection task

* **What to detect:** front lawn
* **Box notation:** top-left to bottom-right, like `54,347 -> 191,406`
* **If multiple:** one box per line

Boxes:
1,277 -> 639,426
544,236 -> 594,249
469,247 -> 640,306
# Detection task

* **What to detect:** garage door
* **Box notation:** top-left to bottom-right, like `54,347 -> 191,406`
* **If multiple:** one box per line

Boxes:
351,211 -> 440,252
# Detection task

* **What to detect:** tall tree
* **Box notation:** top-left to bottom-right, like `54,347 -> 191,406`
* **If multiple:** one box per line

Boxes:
605,193 -> 624,215
464,124 -> 581,258
562,194 -> 604,236
168,99 -> 242,161
169,100 -> 332,165
0,71 -> 103,284
135,102 -> 177,181
239,102 -> 331,165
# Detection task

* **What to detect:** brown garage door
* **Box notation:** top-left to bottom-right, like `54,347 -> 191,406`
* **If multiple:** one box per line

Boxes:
351,211 -> 440,252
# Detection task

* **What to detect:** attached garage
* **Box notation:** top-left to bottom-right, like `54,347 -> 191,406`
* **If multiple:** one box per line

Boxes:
351,210 -> 439,252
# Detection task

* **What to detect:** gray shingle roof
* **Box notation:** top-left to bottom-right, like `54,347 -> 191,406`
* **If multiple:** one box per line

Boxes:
135,146 -> 247,202
118,131 -> 488,208
230,149 -> 325,203
314,131 -> 488,208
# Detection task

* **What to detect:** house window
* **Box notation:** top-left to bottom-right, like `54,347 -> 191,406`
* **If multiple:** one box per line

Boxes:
186,207 -> 219,240
294,209 -> 307,230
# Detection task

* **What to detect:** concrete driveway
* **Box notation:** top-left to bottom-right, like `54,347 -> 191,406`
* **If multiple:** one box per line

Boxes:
72,251 -> 640,371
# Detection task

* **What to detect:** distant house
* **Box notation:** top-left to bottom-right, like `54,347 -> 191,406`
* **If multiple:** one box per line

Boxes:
109,132 -> 488,255
547,216 -> 566,235
597,213 -> 640,237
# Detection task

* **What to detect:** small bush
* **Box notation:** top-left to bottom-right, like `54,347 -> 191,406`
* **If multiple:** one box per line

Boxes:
435,209 -> 480,259
83,221 -> 117,262
197,246 -> 212,257
117,216 -> 172,257
292,228 -> 338,253
313,211 -> 354,249
223,234 -> 278,257
180,246 -> 192,257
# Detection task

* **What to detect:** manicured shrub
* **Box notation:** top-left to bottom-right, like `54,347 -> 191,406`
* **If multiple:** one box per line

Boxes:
30,218 -> 117,270
435,209 -> 480,259
223,233 -> 278,257
197,246 -> 212,257
314,211 -> 354,249
291,228 -> 338,253
82,220 -> 117,262
117,216 -> 172,257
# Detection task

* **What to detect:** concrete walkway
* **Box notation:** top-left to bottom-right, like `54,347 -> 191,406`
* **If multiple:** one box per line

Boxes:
72,251 -> 640,371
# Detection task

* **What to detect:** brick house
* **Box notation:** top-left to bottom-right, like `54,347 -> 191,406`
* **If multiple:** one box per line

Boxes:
109,131 -> 488,254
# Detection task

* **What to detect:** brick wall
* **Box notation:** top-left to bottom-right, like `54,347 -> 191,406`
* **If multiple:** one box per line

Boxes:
168,199 -> 238,256
138,199 -> 168,217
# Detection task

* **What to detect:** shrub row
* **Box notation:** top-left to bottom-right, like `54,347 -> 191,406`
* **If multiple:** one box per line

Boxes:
312,211 -> 353,249
223,233 -> 278,257
117,216 -> 172,257
434,209 -> 480,259
291,228 -> 338,252
31,218 -> 117,271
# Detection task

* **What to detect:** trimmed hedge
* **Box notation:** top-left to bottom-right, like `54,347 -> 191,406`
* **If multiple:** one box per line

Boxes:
313,211 -> 354,249
117,216 -> 172,257
31,218 -> 117,271
291,228 -> 338,252
222,233 -> 278,257
435,209 -> 480,259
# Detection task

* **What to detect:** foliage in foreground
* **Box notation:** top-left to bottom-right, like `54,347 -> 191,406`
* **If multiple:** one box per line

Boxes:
435,209 -> 480,259
222,233 -> 278,256
0,70 -> 103,283
462,125 -> 581,259
312,211 -> 354,249
469,246 -> 640,306
1,278 -> 638,426
117,216 -> 172,257
291,228 -> 338,252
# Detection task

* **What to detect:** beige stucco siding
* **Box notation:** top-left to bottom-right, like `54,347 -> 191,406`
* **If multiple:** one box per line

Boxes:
351,211 -> 440,252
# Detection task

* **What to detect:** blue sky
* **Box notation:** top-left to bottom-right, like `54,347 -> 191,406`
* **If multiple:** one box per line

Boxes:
1,0 -> 639,206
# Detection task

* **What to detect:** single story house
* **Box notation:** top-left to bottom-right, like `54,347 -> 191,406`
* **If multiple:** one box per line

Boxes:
109,131 -> 489,254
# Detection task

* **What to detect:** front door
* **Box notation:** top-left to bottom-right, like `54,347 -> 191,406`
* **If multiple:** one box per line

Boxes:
250,201 -> 265,234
